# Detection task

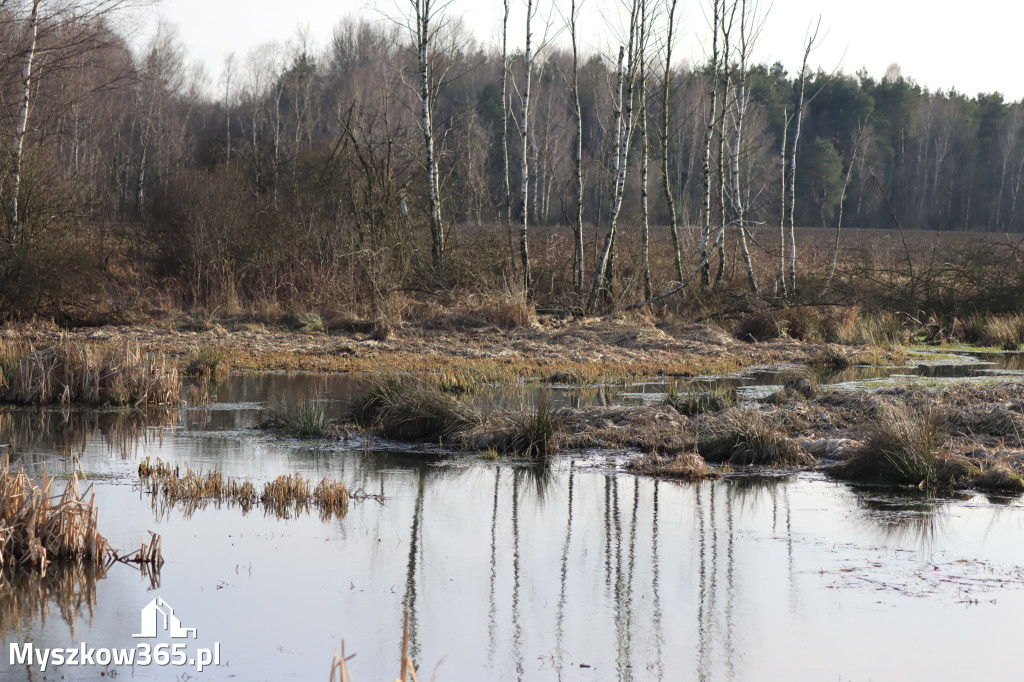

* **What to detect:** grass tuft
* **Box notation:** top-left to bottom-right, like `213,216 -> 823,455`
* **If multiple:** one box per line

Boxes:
832,403 -> 941,486
696,409 -> 813,467
666,385 -> 737,415
350,372 -> 481,441
260,399 -> 333,438
972,460 -> 1024,493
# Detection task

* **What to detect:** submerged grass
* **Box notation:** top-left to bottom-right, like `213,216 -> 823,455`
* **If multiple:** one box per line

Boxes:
139,461 -> 355,520
666,385 -> 737,416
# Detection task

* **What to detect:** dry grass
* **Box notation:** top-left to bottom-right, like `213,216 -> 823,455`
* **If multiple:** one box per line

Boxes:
972,460 -> 1024,493
140,462 -> 353,520
183,342 -> 230,378
0,456 -> 109,572
831,403 -> 942,486
260,399 -> 333,438
350,372 -> 481,441
1,336 -> 179,406
696,409 -> 813,467
627,451 -> 719,479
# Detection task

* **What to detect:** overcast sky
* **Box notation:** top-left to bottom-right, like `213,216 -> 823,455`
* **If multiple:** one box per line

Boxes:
145,0 -> 1024,100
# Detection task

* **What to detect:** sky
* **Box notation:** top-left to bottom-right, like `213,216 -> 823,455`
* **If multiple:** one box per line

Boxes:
141,0 -> 1024,101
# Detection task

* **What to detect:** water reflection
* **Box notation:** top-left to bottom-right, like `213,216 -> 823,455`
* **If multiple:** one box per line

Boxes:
0,407 -> 177,462
0,564 -> 105,642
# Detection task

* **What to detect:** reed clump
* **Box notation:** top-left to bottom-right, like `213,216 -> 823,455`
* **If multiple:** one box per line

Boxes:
696,409 -> 813,467
350,372 -> 481,441
0,456 -> 110,572
260,399 -> 333,438
140,464 -> 353,519
1,336 -> 179,406
183,343 -> 230,378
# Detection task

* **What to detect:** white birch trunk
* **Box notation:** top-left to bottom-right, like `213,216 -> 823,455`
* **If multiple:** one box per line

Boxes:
519,0 -> 534,292
417,0 -> 444,270
660,0 -> 684,283
6,0 -> 41,245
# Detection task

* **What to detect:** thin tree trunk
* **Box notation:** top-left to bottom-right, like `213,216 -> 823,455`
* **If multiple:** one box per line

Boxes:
519,0 -> 534,292
6,0 -> 41,246
819,126 -> 864,299
787,22 -> 818,295
700,0 -> 721,286
639,8 -> 652,301
501,0 -> 516,272
570,0 -> 585,296
417,0 -> 444,271
587,41 -> 633,312
778,107 -> 788,297
660,0 -> 684,283
732,0 -> 756,294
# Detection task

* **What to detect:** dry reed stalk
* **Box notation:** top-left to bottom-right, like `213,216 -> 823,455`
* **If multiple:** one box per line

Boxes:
0,456 -> 110,572
5,336 -> 180,406
141,463 -> 357,520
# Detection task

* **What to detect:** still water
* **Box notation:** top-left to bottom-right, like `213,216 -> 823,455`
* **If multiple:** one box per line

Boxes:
2,366 -> 1024,681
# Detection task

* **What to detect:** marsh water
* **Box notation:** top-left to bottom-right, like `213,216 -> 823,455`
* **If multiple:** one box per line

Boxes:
3,353 -> 1024,681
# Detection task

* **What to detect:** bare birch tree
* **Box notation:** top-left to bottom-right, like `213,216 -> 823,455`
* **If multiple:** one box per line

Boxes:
586,0 -> 642,312
4,0 -> 40,246
785,19 -> 819,296
729,0 -> 758,294
699,0 -> 722,286
519,0 -> 535,292
501,0 -> 516,270
659,0 -> 684,283
569,0 -> 585,296
411,0 -> 447,271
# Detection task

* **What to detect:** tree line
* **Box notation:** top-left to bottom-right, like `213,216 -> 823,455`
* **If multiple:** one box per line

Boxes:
1,0 -> 1021,318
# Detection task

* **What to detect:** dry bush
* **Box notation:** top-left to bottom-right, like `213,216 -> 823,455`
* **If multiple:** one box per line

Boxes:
735,311 -> 786,341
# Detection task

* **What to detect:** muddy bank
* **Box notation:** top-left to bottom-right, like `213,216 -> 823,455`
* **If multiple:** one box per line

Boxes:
1,317 -> 901,381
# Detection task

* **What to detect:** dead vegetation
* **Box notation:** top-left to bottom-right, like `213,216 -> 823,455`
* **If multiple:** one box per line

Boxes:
695,409 -> 814,467
627,451 -> 719,479
350,372 -> 482,441
0,336 -> 179,406
0,457 -> 109,572
139,460 -> 367,520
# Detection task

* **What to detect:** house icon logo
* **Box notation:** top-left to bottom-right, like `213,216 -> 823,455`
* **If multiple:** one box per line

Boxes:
133,597 -> 198,639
